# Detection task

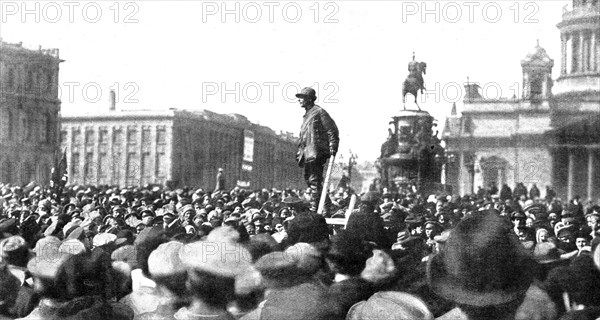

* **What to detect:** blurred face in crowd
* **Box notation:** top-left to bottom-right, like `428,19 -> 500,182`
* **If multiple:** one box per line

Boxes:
526,218 -> 534,228
163,215 -> 175,226
517,228 -> 528,241
107,217 -> 118,228
233,206 -> 242,215
548,213 -> 558,225
136,224 -> 146,233
246,224 -> 256,235
142,215 -> 153,226
438,214 -> 446,224
275,224 -> 285,232
425,226 -> 436,239
538,230 -> 549,242
512,218 -> 525,228
183,210 -> 195,222
558,231 -> 573,244
575,237 -> 588,251
413,225 -> 423,236
587,215 -> 599,231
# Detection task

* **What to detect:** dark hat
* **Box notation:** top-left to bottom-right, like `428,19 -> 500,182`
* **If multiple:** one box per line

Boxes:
404,214 -> 424,225
0,218 -> 18,237
427,210 -> 534,307
115,229 -> 135,246
295,87 -> 317,101
0,235 -> 30,265
511,211 -> 527,220
140,207 -> 154,218
179,204 -> 195,215
424,220 -> 442,230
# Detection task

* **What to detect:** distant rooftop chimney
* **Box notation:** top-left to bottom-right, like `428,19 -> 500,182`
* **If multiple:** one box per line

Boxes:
109,89 -> 116,111
464,78 -> 482,101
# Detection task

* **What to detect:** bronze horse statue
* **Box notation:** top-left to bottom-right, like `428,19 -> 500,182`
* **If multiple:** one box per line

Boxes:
402,61 -> 427,111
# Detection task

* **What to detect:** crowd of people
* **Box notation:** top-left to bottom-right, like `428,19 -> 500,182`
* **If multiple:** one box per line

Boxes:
0,180 -> 600,320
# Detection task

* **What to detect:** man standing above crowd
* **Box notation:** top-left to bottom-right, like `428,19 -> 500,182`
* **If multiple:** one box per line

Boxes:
296,87 -> 339,214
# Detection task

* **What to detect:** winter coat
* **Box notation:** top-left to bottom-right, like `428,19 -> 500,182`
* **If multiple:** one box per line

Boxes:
297,105 -> 339,166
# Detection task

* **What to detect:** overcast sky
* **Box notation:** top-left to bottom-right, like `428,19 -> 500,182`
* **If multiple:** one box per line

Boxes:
1,0 -> 569,161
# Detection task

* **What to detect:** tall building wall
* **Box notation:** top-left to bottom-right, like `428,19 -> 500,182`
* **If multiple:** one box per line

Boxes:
60,114 -> 175,187
61,109 -> 304,190
0,40 -> 62,185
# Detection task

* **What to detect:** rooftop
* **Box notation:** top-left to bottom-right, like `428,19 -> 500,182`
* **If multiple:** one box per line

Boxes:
0,38 -> 62,60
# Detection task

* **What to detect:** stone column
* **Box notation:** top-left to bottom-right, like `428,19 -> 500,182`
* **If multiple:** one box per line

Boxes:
568,149 -> 575,201
579,31 -> 585,73
497,168 -> 503,193
588,148 -> 594,201
561,33 -> 568,75
592,31 -> 597,72
458,151 -> 465,195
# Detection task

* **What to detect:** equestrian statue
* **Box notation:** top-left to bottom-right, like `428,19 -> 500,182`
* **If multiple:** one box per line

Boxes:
402,53 -> 427,111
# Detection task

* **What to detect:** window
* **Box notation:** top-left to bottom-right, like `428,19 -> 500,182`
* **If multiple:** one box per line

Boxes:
60,130 -> 68,145
26,70 -> 34,92
142,128 -> 151,145
98,153 -> 108,177
45,71 -> 53,94
157,126 -> 166,144
99,128 -> 108,144
21,162 -> 35,183
85,152 -> 94,177
7,111 -> 13,140
72,129 -> 82,145
128,128 -> 137,144
156,153 -> 166,177
113,128 -> 123,145
112,152 -> 122,182
530,75 -> 543,98
72,153 -> 80,176
39,115 -> 47,142
7,69 -> 15,91
0,109 -> 9,140
1,162 -> 12,182
21,113 -> 29,142
85,129 -> 94,145
572,37 -> 580,73
46,115 -> 53,143
126,152 -> 138,185
142,152 -> 152,178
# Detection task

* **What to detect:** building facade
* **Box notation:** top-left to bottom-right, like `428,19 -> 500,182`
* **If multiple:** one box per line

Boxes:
549,0 -> 600,200
443,0 -> 600,200
0,39 -> 63,185
61,106 -> 304,190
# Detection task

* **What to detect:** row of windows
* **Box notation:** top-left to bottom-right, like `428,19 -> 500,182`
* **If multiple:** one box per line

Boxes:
63,126 -> 167,146
0,109 -> 55,143
3,66 -> 56,95
0,161 -> 51,183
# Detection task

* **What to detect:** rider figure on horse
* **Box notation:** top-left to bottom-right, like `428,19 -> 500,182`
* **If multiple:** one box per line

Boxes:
402,52 -> 427,110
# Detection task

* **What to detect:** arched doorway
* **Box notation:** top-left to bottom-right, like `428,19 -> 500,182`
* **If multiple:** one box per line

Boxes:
480,156 -> 509,193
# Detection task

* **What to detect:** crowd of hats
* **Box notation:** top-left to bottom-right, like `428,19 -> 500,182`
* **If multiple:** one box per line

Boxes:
0,181 -> 600,319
